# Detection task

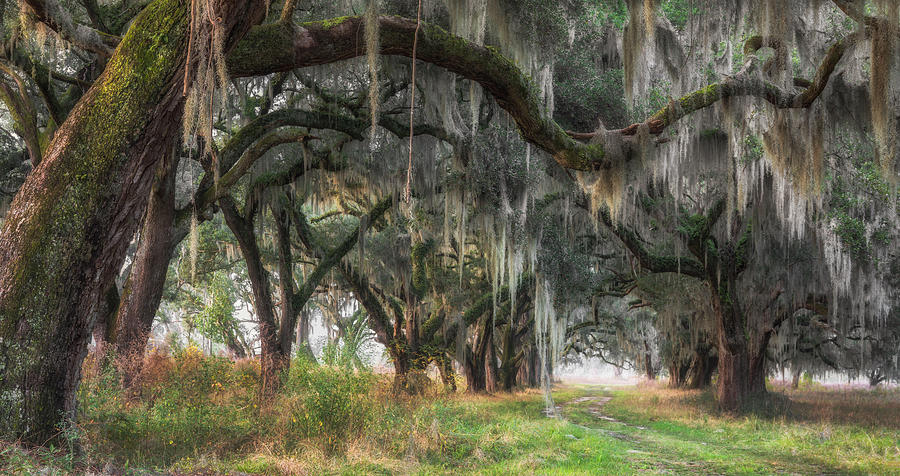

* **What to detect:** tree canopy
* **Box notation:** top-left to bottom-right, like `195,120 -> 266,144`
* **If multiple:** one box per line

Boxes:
0,0 -> 897,446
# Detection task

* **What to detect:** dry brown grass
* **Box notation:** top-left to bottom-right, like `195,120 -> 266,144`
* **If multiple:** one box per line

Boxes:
610,380 -> 900,429
778,385 -> 900,429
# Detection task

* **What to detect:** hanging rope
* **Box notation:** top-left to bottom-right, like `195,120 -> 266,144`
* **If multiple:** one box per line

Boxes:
404,0 -> 422,203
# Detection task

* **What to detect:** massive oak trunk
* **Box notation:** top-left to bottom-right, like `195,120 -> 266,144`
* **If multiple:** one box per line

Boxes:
0,0 -> 265,443
711,281 -> 769,410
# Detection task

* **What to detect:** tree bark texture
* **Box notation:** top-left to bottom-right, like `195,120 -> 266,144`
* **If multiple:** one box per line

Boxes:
712,284 -> 770,410
114,151 -> 178,388
220,198 -> 284,399
0,0 -> 266,443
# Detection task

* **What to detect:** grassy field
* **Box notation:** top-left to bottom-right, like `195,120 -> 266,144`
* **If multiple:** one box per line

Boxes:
559,383 -> 900,475
1,352 -> 898,474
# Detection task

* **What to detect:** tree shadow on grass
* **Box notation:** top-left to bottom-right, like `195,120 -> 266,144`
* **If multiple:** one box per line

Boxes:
666,385 -> 900,430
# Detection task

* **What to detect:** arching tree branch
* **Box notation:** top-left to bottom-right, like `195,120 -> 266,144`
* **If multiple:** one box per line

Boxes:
290,195 -> 392,312
20,0 -> 119,57
227,15 -> 859,172
228,16 -> 596,169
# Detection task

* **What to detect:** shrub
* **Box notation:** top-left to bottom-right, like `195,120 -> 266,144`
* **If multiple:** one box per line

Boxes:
278,357 -> 376,453
78,349 -> 382,464
79,348 -> 257,467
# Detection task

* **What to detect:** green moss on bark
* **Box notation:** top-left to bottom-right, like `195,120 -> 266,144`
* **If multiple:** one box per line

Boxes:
0,0 -> 189,442
2,0 -> 188,312
227,21 -> 296,76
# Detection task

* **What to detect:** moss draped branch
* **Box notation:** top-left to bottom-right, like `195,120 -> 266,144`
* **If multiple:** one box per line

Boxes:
597,207 -> 707,279
227,15 -> 859,172
638,34 -> 860,133
20,0 -> 119,57
290,195 -> 392,312
228,16 -> 598,170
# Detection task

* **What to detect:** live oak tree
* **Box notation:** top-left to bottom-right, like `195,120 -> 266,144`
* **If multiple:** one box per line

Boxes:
0,0 -> 268,443
0,0 -> 897,444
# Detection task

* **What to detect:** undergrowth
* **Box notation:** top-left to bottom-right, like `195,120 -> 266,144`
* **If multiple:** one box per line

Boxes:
2,352 -> 898,475
16,348 -> 625,474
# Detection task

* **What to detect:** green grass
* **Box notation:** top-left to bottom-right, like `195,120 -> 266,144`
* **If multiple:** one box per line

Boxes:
148,390 -> 635,475
561,383 -> 900,475
393,395 -> 632,475
2,352 -> 898,475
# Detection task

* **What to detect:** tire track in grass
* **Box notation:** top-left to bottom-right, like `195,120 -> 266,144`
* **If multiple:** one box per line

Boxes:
557,385 -> 839,475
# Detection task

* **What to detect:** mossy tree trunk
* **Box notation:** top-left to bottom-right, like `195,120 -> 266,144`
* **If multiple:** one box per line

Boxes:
0,0 -> 267,444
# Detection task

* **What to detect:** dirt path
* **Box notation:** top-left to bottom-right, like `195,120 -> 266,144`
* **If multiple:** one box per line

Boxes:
556,386 -> 838,475
559,389 -> 752,474
575,396 -> 644,445
561,394 -> 647,430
